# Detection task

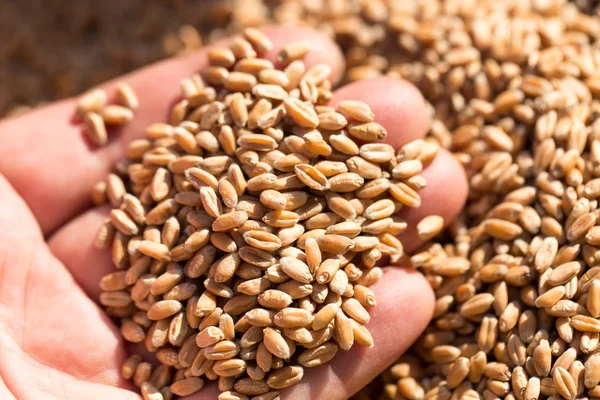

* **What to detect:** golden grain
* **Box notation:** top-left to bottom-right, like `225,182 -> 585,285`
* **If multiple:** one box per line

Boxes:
76,88 -> 108,117
83,111 -> 108,145
92,37 -> 434,400
100,104 -> 135,125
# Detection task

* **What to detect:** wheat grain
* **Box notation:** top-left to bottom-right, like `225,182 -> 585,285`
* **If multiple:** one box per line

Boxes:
92,36 -> 436,399
76,88 -> 107,117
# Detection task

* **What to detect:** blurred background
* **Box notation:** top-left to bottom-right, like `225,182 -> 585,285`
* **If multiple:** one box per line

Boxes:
0,0 -> 267,117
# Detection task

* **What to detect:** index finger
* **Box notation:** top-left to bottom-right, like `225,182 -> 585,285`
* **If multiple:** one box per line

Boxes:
0,25 -> 345,236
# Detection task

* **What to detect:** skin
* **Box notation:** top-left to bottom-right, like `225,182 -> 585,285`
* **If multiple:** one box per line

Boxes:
0,26 -> 468,400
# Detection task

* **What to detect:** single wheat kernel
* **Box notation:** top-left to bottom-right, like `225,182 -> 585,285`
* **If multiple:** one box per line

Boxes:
83,111 -> 108,145
76,88 -> 107,117
100,104 -> 135,124
417,215 -> 445,241
115,82 -> 139,110
277,41 -> 310,64
91,181 -> 108,205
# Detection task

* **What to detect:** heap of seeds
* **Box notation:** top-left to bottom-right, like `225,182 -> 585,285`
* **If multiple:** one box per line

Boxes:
333,1 -> 600,400
62,0 -> 600,398
94,29 -> 435,400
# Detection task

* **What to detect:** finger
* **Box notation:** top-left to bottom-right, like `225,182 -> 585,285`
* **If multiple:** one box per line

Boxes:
0,25 -> 345,236
328,76 -> 430,148
280,267 -> 434,399
0,174 -> 133,395
48,206 -> 114,300
0,376 -> 15,400
396,149 -> 469,253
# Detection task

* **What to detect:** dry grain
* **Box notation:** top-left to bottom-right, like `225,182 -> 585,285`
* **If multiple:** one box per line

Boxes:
95,37 -> 431,400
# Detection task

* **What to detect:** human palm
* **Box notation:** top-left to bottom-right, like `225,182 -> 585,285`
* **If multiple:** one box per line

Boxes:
0,26 -> 468,399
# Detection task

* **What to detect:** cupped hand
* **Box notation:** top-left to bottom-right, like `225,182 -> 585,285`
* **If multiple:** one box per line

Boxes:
0,26 -> 468,400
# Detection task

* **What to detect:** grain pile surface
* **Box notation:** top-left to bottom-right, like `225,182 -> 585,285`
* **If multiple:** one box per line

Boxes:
93,29 -> 435,400
317,1 -> 600,399
218,1 -> 600,399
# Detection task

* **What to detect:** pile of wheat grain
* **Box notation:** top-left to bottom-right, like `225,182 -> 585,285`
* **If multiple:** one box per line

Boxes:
298,1 -> 600,399
92,29 -> 437,400
216,0 -> 600,399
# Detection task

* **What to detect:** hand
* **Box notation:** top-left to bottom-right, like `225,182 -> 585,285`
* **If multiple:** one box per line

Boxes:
0,26 -> 468,399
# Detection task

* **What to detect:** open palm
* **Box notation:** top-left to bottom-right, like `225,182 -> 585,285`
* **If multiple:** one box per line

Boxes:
0,26 -> 468,400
